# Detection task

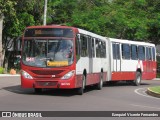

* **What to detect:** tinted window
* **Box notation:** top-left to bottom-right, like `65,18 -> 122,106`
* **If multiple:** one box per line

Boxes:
138,46 -> 145,60
146,47 -> 152,60
91,38 -> 95,57
152,47 -> 156,61
131,45 -> 138,60
112,43 -> 120,59
96,39 -> 101,58
76,35 -> 81,61
101,41 -> 106,58
122,44 -> 130,59
81,35 -> 88,57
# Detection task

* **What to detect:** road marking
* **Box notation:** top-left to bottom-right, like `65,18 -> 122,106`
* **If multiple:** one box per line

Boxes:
134,87 -> 160,99
0,74 -> 20,77
131,104 -> 160,110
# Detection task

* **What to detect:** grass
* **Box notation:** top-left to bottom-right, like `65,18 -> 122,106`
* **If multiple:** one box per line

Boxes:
149,86 -> 160,94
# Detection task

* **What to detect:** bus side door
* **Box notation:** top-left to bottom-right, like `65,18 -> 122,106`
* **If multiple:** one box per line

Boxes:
112,42 -> 121,72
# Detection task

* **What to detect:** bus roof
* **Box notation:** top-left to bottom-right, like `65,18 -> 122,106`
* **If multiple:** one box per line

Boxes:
25,25 -> 76,29
78,28 -> 106,41
107,37 -> 155,47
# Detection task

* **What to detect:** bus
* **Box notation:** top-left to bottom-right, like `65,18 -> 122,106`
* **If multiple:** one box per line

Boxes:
20,25 -> 156,95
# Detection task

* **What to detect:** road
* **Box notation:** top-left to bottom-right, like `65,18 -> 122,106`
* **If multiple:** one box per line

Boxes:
0,76 -> 160,120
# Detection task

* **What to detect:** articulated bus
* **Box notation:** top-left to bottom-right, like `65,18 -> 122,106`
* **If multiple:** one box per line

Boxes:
21,25 -> 156,95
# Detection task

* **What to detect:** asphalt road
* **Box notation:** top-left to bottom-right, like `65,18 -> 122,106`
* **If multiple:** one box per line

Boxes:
0,76 -> 160,120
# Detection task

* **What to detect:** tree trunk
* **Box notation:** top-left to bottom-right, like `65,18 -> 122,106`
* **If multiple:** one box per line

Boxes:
0,17 -> 4,67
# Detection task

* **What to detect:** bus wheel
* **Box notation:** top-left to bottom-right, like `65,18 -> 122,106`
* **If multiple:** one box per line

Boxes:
77,75 -> 86,95
96,73 -> 103,90
133,72 -> 141,86
34,88 -> 43,93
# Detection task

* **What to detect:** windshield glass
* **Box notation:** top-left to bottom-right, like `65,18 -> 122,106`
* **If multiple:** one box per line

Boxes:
22,39 -> 74,67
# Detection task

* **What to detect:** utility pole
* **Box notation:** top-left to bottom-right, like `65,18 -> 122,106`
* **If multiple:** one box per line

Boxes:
43,0 -> 47,25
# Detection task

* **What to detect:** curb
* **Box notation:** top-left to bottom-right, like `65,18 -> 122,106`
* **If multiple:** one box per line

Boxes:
0,74 -> 20,77
146,88 -> 160,98
153,78 -> 160,80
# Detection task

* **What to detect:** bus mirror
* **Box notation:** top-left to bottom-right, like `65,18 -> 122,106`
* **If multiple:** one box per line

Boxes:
77,34 -> 80,39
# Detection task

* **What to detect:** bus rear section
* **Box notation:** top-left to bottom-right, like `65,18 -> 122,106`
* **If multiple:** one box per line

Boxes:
108,38 -> 156,85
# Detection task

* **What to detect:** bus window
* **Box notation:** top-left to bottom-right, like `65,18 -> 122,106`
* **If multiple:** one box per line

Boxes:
88,36 -> 92,58
131,45 -> 138,60
76,34 -> 81,62
112,43 -> 120,59
138,46 -> 145,60
81,35 -> 88,57
96,39 -> 101,58
122,44 -> 130,59
101,41 -> 106,58
149,47 -> 152,60
146,47 -> 152,60
91,38 -> 95,58
152,47 -> 156,61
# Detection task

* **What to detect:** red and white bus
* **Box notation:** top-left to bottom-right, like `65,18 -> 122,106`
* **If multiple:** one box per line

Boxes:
21,25 -> 156,95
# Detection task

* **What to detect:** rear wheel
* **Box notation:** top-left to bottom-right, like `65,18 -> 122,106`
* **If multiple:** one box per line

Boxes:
96,73 -> 103,90
77,75 -> 86,95
133,72 -> 141,86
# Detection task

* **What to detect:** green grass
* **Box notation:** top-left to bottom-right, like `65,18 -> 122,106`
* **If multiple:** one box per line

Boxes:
149,86 -> 160,94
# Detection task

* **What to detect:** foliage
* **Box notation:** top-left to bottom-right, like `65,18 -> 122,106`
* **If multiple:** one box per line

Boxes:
0,67 -> 4,74
1,0 -> 160,69
47,0 -> 160,44
1,0 -> 160,43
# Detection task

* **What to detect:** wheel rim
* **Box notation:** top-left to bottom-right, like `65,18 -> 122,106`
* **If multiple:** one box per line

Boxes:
82,76 -> 85,89
137,75 -> 141,84
100,76 -> 103,88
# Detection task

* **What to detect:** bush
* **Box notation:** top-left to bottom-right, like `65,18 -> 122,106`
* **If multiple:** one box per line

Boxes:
0,67 -> 4,74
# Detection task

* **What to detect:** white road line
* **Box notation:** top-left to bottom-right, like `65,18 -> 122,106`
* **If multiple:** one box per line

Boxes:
131,104 -> 160,110
0,74 -> 20,77
134,87 -> 160,99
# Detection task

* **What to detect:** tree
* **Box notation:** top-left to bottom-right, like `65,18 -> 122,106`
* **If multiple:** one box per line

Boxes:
0,0 -> 44,70
146,0 -> 160,45
1,0 -> 160,70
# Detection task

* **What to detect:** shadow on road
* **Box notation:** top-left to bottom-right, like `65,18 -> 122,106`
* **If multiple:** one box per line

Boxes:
2,85 -> 78,97
2,81 -> 150,97
103,81 -> 150,87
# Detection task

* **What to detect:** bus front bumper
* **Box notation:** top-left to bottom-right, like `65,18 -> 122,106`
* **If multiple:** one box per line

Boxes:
21,76 -> 76,89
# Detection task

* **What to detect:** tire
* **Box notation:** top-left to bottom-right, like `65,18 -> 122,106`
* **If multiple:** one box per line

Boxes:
96,73 -> 103,90
77,75 -> 86,95
34,88 -> 43,93
133,72 -> 141,86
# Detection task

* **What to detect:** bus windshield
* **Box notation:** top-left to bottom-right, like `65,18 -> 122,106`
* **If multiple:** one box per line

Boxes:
22,39 -> 74,67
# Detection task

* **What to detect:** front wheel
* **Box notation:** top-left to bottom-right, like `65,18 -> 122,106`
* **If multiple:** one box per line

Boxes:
77,75 -> 86,95
133,72 -> 141,86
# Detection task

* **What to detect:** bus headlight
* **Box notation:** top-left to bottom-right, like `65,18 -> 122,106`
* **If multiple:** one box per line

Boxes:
61,70 -> 75,80
21,70 -> 33,79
